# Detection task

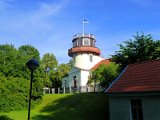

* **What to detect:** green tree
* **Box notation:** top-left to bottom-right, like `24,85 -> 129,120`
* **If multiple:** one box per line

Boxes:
41,53 -> 58,87
18,45 -> 40,60
89,62 -> 119,88
0,44 -> 43,112
0,75 -> 30,112
112,32 -> 160,69
41,53 -> 58,70
0,44 -> 19,77
18,45 -> 41,79
50,63 -> 71,92
68,59 -> 74,68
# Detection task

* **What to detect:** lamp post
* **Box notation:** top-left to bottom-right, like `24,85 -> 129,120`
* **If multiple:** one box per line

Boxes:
26,59 -> 39,120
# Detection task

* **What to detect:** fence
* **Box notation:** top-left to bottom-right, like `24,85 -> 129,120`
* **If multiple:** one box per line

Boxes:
43,86 -> 105,94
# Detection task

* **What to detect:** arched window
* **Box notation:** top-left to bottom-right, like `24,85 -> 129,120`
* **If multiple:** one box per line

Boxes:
89,55 -> 93,62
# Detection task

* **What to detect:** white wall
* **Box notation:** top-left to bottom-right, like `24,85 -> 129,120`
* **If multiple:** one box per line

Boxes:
74,53 -> 104,70
68,67 -> 80,87
62,52 -> 105,88
62,67 -> 90,88
80,70 -> 90,86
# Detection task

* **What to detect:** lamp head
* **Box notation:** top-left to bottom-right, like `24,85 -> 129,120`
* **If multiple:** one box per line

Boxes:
26,59 -> 39,71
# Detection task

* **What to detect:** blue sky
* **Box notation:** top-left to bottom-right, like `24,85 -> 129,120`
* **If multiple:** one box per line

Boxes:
0,0 -> 160,64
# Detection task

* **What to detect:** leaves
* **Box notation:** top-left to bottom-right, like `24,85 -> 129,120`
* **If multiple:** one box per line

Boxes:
112,32 -> 160,69
89,62 -> 119,88
41,53 -> 58,70
0,44 -> 43,112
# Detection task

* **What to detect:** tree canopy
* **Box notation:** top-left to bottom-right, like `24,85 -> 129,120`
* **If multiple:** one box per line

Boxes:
41,53 -> 58,70
112,33 -> 160,69
0,44 -> 71,112
89,62 -> 119,88
0,44 -> 43,112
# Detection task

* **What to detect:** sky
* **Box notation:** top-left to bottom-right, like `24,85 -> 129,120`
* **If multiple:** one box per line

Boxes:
0,0 -> 160,64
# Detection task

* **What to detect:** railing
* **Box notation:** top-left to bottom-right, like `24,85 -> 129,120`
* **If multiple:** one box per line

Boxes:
73,33 -> 95,39
43,86 -> 105,94
61,86 -> 105,94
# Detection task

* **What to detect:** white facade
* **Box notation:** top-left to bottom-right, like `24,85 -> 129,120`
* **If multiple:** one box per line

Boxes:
62,54 -> 105,89
62,67 -> 90,88
73,53 -> 105,70
80,70 -> 90,86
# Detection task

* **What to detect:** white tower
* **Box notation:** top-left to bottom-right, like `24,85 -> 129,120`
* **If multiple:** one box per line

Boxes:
62,21 -> 107,91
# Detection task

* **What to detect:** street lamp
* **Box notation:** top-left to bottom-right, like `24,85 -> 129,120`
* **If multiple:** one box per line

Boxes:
26,59 -> 39,120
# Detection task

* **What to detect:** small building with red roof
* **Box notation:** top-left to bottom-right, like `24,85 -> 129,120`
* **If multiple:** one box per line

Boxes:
106,59 -> 160,120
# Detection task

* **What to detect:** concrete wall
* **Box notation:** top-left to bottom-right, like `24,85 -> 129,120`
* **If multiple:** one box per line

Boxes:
109,97 -> 131,120
109,95 -> 160,120
142,96 -> 160,120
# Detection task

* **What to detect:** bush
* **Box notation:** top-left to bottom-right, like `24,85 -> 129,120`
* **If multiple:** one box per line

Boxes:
0,76 -> 30,112
0,75 -> 43,112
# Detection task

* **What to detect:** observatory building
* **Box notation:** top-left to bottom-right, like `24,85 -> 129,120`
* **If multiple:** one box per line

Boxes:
62,33 -> 110,92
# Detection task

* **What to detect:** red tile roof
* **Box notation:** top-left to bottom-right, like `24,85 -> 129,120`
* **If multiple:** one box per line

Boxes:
107,59 -> 160,93
91,59 -> 110,70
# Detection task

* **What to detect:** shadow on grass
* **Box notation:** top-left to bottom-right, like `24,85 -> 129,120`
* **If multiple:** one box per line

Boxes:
0,115 -> 13,120
32,93 -> 109,120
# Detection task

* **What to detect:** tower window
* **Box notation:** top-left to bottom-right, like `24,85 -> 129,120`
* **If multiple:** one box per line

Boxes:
78,38 -> 82,46
83,38 -> 90,46
90,39 -> 95,46
89,55 -> 93,62
73,40 -> 77,47
130,99 -> 143,120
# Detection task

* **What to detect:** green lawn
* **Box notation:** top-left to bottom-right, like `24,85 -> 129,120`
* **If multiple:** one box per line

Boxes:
0,93 -> 109,120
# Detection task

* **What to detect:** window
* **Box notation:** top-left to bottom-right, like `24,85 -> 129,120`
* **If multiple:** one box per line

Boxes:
90,39 -> 95,46
89,55 -> 93,62
130,99 -> 143,120
73,76 -> 77,88
83,38 -> 90,46
76,38 -> 82,46
73,40 -> 77,47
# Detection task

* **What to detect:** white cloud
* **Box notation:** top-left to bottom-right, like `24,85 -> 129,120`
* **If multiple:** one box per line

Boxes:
29,0 -> 69,26
0,0 -> 70,34
0,0 -> 12,11
0,0 -> 17,11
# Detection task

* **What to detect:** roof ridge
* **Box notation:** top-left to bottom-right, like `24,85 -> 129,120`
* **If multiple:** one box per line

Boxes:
129,59 -> 160,66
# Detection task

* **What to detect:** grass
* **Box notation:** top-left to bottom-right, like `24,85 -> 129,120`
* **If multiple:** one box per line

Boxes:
0,93 -> 109,120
